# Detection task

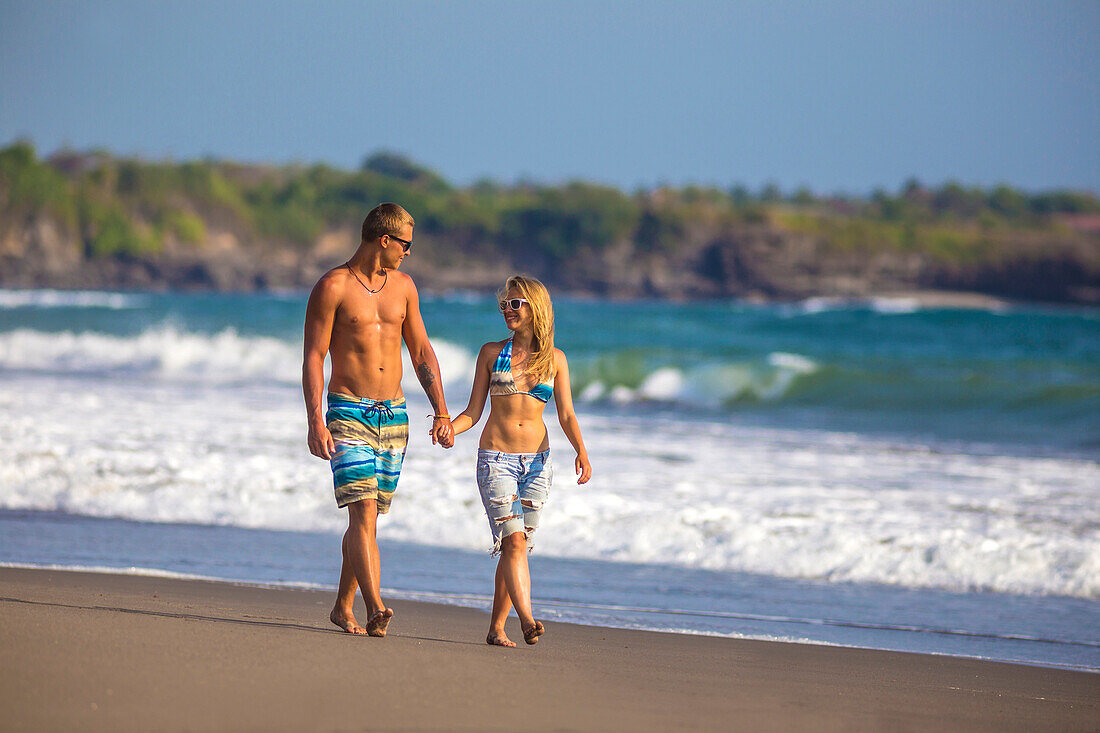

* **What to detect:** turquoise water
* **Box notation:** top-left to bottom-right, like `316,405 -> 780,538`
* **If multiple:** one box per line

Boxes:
2,290 -> 1097,453
0,289 -> 1097,669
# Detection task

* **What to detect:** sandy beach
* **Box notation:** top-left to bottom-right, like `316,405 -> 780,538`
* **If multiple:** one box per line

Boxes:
1,567 -> 1096,731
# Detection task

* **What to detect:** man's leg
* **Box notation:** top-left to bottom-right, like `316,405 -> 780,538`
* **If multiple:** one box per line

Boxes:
344,498 -> 393,636
330,533 -> 366,634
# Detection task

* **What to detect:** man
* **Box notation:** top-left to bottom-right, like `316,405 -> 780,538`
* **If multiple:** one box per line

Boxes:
303,202 -> 454,637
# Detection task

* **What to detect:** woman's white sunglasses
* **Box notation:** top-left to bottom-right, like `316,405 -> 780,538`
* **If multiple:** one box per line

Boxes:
498,298 -> 528,312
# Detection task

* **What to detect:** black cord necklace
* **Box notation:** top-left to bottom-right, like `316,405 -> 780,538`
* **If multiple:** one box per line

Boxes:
345,262 -> 387,296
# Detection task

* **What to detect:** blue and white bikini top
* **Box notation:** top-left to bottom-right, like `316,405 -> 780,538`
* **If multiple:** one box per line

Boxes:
489,338 -> 554,403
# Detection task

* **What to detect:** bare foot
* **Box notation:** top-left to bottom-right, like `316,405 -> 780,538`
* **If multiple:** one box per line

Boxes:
486,630 -> 517,648
330,608 -> 366,635
523,620 -> 545,645
366,607 -> 394,637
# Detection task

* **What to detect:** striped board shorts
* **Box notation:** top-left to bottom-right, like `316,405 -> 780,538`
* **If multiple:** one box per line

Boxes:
326,393 -> 409,513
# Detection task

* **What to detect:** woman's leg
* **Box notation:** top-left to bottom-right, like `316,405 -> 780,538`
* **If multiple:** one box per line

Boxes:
486,556 -> 517,646
511,452 -> 549,642
499,531 -> 535,629
478,452 -> 543,644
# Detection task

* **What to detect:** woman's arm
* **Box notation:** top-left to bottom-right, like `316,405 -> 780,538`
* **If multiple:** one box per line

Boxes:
552,349 -> 592,484
450,342 -> 496,437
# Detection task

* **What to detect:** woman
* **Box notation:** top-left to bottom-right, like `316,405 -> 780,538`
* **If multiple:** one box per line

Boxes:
451,275 -> 592,647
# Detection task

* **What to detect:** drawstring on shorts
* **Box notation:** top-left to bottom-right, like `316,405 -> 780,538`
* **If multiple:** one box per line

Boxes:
359,401 -> 394,422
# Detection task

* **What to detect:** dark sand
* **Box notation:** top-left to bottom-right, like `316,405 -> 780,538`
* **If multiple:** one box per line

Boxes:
1,567 -> 1096,731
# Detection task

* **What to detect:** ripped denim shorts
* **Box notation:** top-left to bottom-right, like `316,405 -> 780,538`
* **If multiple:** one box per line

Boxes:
476,449 -> 552,557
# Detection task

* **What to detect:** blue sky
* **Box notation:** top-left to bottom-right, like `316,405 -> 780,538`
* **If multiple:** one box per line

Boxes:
2,0 -> 1097,194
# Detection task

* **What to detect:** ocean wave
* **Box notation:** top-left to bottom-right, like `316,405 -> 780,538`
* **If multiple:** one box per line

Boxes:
0,326 -> 304,383
786,296 -> 919,315
0,326 -> 823,407
0,326 -> 475,388
1,377 -> 1097,599
575,351 -> 820,407
785,295 -> 1010,315
571,354 -> 1099,425
0,289 -> 149,310
2,327 -> 1095,426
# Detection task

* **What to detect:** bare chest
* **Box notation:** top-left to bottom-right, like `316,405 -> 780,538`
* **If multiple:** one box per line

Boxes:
336,288 -> 406,340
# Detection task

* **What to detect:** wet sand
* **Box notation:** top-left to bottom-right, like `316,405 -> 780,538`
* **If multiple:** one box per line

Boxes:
1,567 -> 1096,731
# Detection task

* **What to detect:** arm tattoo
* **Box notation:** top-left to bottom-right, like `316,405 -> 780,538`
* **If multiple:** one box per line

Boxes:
416,361 -> 440,409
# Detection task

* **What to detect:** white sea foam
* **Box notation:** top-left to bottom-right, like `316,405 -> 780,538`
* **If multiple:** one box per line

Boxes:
580,352 -> 820,408
790,296 -> 922,315
867,297 -> 922,314
1,373 -> 1097,599
794,296 -> 849,314
637,367 -> 683,399
0,326 -> 304,383
0,562 -> 229,582
0,289 -> 148,309
0,326 -> 823,411
788,295 -> 1012,316
768,351 -> 818,373
579,381 -> 606,401
0,327 -> 475,391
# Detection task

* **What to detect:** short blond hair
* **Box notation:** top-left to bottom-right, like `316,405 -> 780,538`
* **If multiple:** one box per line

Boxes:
499,275 -> 555,384
361,203 -> 414,241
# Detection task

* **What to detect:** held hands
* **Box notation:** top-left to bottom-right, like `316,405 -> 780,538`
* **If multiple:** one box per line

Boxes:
429,416 -> 455,448
308,422 -> 335,460
575,452 -> 592,484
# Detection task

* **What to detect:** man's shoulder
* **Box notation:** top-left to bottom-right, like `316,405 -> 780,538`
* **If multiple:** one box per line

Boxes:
316,265 -> 351,287
389,269 -> 415,290
388,271 -> 425,307
309,267 -> 349,304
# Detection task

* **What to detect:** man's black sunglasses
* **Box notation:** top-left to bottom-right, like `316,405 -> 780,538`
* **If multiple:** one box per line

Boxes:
387,234 -> 413,252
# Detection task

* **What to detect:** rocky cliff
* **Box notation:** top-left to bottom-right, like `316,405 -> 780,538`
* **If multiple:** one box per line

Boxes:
2,145 -> 1098,304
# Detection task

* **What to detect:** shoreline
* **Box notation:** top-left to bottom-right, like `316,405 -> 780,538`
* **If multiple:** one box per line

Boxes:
2,567 -> 1098,731
4,560 -> 1097,675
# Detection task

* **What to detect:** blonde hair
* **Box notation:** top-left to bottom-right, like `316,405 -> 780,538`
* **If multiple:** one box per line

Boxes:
500,275 -> 555,384
361,203 -> 415,241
